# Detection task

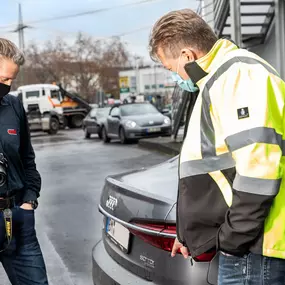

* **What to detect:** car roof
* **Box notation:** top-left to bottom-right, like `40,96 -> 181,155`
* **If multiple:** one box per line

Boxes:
18,84 -> 59,91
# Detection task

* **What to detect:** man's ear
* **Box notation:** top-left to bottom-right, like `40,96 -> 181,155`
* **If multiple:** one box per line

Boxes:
181,49 -> 195,62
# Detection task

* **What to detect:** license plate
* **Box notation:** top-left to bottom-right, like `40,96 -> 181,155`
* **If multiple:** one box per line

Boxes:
106,218 -> 130,253
147,127 -> 161,133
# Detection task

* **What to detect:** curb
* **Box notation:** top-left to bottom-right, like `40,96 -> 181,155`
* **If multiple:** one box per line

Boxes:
139,139 -> 181,156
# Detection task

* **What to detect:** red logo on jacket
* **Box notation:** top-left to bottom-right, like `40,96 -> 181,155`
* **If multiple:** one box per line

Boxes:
7,129 -> 17,135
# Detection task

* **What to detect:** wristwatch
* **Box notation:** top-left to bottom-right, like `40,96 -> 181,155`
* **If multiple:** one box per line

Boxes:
25,200 -> 38,210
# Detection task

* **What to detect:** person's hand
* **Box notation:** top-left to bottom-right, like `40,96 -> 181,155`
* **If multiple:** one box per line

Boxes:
20,203 -> 33,210
171,238 -> 189,259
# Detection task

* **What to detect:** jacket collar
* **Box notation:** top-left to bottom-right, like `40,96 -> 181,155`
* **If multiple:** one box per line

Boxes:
185,38 -> 239,85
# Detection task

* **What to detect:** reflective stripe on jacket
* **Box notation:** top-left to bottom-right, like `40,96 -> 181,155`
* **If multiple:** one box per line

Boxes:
178,38 -> 285,259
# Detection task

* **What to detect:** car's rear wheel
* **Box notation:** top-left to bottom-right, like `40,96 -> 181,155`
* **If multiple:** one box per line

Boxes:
119,127 -> 128,144
102,127 -> 110,143
84,128 -> 91,139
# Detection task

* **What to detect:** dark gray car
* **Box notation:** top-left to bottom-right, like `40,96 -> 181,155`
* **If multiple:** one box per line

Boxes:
92,157 -> 219,285
83,107 -> 110,139
101,103 -> 171,144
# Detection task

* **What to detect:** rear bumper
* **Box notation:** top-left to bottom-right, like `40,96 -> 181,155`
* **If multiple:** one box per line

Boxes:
125,126 -> 171,139
92,240 -> 154,285
92,238 -> 217,285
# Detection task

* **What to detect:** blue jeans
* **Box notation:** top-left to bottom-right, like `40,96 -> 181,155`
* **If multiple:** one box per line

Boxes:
218,251 -> 285,285
0,206 -> 48,285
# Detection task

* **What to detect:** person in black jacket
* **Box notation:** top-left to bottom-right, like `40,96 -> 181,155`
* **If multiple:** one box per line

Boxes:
0,38 -> 48,284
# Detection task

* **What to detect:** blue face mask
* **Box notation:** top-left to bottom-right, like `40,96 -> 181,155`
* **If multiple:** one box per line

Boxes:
172,72 -> 199,93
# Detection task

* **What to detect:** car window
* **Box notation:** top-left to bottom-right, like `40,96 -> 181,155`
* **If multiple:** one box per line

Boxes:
110,107 -> 120,117
50,89 -> 62,101
97,108 -> 110,118
26,91 -> 40,98
120,104 -> 159,116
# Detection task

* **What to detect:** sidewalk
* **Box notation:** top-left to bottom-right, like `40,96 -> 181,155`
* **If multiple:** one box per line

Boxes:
139,136 -> 182,156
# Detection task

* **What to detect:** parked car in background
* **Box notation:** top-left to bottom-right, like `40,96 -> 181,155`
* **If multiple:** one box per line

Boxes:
83,107 -> 110,139
93,157 -> 218,285
101,103 -> 172,144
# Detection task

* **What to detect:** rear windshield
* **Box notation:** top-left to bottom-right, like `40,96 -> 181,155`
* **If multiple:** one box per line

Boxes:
120,104 -> 158,116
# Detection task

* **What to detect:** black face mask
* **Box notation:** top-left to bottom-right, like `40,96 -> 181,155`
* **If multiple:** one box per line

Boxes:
0,83 -> 10,99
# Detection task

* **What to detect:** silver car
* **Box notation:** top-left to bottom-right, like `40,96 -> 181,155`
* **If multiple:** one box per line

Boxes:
101,103 -> 172,144
92,157 -> 219,285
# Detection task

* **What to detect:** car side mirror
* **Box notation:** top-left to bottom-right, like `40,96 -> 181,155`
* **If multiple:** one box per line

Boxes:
112,115 -> 120,119
91,116 -> 97,120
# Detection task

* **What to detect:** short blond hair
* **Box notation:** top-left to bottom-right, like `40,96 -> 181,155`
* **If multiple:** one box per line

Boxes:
149,9 -> 217,61
0,38 -> 25,66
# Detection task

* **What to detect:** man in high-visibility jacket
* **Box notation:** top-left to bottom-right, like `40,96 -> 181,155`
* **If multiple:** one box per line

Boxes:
149,9 -> 285,285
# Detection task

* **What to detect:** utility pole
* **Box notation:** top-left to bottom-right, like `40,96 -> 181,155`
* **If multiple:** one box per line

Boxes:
13,3 -> 28,85
134,56 -> 140,94
154,64 -> 157,93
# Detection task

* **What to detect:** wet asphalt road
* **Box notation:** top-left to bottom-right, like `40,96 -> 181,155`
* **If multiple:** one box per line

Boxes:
0,129 -> 168,285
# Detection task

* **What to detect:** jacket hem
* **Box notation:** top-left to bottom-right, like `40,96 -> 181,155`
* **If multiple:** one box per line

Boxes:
263,248 -> 285,259
191,237 -> 216,258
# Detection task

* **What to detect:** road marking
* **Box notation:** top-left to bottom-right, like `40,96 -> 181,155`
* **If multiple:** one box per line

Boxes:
37,230 -> 76,285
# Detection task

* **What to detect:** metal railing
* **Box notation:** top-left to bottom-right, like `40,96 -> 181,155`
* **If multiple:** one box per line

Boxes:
213,0 -> 230,36
171,85 -> 184,140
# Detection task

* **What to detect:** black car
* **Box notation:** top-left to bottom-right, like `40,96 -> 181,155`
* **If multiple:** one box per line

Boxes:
82,107 -> 110,139
93,157 -> 218,285
101,103 -> 172,144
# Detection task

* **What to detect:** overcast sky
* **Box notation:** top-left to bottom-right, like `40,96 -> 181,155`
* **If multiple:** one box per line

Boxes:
0,0 -> 199,61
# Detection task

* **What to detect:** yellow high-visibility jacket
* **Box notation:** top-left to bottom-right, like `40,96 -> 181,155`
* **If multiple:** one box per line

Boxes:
177,38 -> 285,259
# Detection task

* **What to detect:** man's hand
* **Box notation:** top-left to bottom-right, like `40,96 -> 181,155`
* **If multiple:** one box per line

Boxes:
20,203 -> 33,210
171,238 -> 189,259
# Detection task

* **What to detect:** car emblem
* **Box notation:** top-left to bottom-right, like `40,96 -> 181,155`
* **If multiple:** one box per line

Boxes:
106,195 -> 118,211
140,255 -> 155,268
149,121 -> 154,125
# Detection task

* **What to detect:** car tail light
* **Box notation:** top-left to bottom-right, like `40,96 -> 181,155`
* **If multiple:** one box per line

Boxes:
129,223 -> 176,252
129,222 -> 215,262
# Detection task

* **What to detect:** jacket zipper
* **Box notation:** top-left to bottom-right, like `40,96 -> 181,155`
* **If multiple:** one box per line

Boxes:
176,91 -> 199,249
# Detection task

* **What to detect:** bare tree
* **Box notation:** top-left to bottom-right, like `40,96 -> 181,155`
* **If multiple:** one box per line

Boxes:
19,33 -> 129,101
99,37 -> 129,98
68,33 -> 102,102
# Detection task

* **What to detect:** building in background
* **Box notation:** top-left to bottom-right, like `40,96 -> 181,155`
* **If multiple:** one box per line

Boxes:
200,0 -> 285,79
118,65 -> 175,106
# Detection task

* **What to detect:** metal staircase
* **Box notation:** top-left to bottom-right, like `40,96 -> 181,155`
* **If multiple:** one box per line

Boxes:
211,0 -> 275,48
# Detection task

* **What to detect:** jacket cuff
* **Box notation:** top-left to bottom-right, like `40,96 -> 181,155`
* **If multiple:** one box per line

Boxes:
177,234 -> 187,246
23,190 -> 38,202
